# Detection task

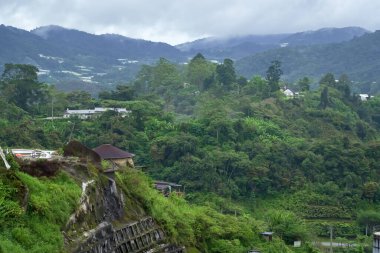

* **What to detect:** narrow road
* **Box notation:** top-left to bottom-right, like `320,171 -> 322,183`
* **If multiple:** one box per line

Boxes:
314,241 -> 357,247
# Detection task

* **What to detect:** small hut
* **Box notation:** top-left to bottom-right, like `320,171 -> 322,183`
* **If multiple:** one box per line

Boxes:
93,144 -> 134,168
260,232 -> 273,241
154,181 -> 183,197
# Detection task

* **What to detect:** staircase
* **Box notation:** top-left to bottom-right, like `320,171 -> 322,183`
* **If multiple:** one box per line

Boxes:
76,217 -> 185,253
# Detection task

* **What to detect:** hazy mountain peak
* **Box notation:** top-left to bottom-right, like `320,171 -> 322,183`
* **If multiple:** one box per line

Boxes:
100,33 -> 137,42
31,25 -> 70,39
0,24 -> 31,34
282,26 -> 370,45
175,27 -> 369,61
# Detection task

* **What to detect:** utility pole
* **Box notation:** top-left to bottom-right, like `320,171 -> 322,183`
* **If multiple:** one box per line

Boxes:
0,147 -> 11,170
68,121 -> 75,143
51,95 -> 55,129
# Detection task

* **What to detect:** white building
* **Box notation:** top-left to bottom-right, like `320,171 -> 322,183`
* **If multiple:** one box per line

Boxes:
359,94 -> 373,101
63,107 -> 131,119
11,149 -> 57,159
374,232 -> 380,253
283,89 -> 295,98
63,109 -> 94,119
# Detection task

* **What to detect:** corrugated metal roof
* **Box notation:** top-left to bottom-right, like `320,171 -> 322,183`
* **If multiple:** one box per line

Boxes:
65,108 -> 130,115
93,144 -> 134,159
66,110 -> 94,114
154,181 -> 182,187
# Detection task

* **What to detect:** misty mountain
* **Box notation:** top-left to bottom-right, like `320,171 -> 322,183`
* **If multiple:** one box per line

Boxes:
31,25 -> 183,60
235,30 -> 380,94
177,27 -> 369,60
282,27 -> 369,46
0,25 -> 55,65
0,25 -> 185,93
176,34 -> 287,60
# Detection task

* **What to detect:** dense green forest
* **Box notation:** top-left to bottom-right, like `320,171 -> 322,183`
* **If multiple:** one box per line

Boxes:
1,57 -> 380,252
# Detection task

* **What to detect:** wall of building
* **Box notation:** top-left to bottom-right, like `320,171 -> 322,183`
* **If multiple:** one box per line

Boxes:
374,232 -> 380,253
108,158 -> 134,168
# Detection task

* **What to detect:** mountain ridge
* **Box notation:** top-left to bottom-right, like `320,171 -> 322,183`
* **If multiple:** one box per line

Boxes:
235,30 -> 380,94
0,24 -> 375,93
176,26 -> 370,60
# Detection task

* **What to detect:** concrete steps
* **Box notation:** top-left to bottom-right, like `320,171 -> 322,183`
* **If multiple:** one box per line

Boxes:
76,217 -> 185,253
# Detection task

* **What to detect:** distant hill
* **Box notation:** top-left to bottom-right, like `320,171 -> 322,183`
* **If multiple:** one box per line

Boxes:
176,27 -> 369,61
235,30 -> 380,94
0,25 -> 185,93
0,24 -> 374,93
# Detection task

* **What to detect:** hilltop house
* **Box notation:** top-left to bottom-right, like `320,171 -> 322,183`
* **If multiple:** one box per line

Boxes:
93,144 -> 134,168
359,94 -> 373,101
63,107 -> 131,119
282,88 -> 295,98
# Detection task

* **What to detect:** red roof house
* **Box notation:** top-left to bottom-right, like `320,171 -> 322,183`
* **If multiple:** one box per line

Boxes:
93,144 -> 134,168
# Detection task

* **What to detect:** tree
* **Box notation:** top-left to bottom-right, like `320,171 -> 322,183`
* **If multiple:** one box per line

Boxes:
362,181 -> 379,201
319,86 -> 330,109
266,209 -> 308,244
236,76 -> 247,94
1,63 -> 38,82
216,59 -> 236,89
337,74 -> 351,100
243,75 -> 270,98
187,53 -> 215,91
356,122 -> 367,140
197,98 -> 236,144
266,60 -> 283,92
133,65 -> 154,95
99,84 -> 135,101
236,76 -> 247,87
66,90 -> 93,109
297,77 -> 311,92
357,210 -> 380,235
0,64 -> 48,113
319,73 -> 336,87
153,58 -> 181,90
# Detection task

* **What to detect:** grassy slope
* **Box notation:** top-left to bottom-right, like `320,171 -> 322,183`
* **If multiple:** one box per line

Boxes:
0,162 -> 298,253
0,170 -> 81,253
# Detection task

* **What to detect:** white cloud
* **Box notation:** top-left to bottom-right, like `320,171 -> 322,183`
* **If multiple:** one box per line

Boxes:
0,0 -> 379,44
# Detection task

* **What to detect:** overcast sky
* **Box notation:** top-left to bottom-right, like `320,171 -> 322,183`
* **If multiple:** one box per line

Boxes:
1,0 -> 380,45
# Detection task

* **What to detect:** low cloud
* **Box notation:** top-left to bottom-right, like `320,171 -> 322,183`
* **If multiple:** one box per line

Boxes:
0,0 -> 379,44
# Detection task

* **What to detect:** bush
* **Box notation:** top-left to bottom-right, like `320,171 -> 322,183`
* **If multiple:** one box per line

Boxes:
265,210 -> 308,244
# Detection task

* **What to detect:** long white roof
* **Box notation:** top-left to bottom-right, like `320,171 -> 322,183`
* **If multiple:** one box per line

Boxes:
65,107 -> 130,114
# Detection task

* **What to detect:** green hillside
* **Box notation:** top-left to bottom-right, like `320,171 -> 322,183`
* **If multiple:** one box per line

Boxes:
1,61 -> 380,252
